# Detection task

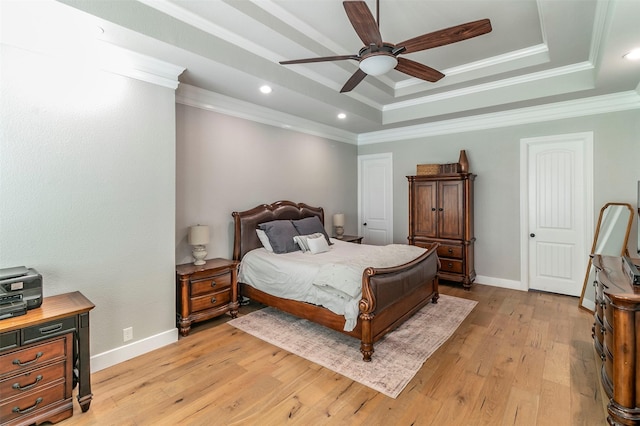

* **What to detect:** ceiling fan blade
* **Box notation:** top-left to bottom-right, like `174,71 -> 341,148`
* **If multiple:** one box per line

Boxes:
397,19 -> 492,54
395,57 -> 444,82
280,55 -> 359,65
343,1 -> 383,47
340,68 -> 368,93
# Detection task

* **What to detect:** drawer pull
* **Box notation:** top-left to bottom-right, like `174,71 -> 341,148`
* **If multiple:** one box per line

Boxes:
447,263 -> 453,268
12,397 -> 43,415
39,323 -> 63,334
13,351 -> 43,367
447,248 -> 453,253
12,375 -> 43,391
600,353 -> 606,361
210,281 -> 217,288
211,297 -> 217,304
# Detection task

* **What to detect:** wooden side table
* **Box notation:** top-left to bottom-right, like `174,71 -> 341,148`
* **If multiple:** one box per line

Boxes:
0,291 -> 94,425
176,258 -> 239,336
335,235 -> 363,244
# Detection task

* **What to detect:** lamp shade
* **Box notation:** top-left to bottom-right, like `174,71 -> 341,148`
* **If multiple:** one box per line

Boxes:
333,213 -> 345,227
188,225 -> 209,245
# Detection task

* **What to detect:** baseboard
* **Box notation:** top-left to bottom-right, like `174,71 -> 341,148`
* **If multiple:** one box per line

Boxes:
474,275 -> 526,291
90,328 -> 179,373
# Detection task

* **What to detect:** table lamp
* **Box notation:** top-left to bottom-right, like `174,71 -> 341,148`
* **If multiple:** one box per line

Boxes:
333,213 -> 345,239
188,225 -> 209,265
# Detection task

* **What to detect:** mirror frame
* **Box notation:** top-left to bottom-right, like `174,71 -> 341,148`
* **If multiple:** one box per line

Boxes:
579,202 -> 634,312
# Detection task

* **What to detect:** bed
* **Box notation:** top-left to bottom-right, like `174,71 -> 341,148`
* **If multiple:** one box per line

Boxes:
232,200 -> 440,362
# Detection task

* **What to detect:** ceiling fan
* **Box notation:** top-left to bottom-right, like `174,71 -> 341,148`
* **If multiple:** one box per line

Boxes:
280,1 -> 492,93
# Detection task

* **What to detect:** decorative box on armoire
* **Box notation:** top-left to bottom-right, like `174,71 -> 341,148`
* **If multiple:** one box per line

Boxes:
407,172 -> 476,288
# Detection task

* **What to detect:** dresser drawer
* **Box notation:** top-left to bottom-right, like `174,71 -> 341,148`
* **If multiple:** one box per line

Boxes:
0,336 -> 68,376
437,244 -> 463,259
22,316 -> 76,345
0,379 -> 66,422
0,331 -> 19,352
191,289 -> 232,313
0,360 -> 66,399
190,271 -> 232,297
439,259 -> 463,274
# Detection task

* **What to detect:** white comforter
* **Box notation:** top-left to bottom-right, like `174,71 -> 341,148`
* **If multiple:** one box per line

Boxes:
238,239 -> 427,331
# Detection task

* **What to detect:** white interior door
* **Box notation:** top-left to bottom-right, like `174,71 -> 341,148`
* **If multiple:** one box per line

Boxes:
520,132 -> 593,296
358,153 -> 393,245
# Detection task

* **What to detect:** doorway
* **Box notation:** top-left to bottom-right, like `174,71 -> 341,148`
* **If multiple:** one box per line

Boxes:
358,153 -> 393,245
520,132 -> 593,296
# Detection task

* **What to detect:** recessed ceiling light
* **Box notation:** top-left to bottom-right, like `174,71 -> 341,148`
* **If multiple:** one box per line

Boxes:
623,48 -> 640,60
337,113 -> 346,119
259,85 -> 272,94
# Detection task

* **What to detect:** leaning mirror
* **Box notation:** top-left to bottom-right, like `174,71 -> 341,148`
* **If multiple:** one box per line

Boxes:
579,202 -> 634,312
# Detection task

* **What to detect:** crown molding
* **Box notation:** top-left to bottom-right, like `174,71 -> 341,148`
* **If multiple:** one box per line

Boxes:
96,42 -> 185,90
358,90 -> 640,145
175,84 -> 358,144
176,82 -> 640,147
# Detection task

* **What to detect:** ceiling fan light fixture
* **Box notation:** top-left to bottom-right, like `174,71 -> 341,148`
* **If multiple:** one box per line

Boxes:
359,54 -> 398,76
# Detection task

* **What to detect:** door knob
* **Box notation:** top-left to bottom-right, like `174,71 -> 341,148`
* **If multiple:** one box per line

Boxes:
363,223 -> 367,226
530,233 -> 535,238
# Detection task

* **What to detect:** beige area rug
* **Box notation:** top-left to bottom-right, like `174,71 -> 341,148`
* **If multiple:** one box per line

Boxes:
228,294 -> 477,398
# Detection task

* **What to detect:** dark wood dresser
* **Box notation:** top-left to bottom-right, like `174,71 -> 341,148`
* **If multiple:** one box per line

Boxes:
0,291 -> 94,425
593,255 -> 640,425
407,173 -> 476,288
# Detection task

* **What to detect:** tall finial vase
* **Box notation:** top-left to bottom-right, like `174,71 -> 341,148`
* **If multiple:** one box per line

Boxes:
458,150 -> 469,172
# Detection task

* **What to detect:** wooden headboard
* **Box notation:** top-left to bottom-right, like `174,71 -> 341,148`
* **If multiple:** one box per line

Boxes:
232,200 -> 325,261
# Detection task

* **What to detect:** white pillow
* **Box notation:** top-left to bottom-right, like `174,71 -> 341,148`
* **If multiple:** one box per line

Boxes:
307,234 -> 330,254
256,229 -> 274,252
293,233 -> 324,252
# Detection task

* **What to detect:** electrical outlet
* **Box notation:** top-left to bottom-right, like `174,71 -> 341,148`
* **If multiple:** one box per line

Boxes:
123,327 -> 133,342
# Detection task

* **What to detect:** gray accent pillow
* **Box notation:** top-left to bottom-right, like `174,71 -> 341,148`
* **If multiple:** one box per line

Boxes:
292,216 -> 332,245
258,220 -> 300,254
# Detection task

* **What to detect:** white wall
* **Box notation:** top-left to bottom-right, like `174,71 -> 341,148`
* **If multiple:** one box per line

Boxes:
175,104 -> 359,264
358,109 -> 640,285
0,44 -> 178,370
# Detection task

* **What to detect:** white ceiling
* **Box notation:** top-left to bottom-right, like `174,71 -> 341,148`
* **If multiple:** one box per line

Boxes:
3,0 -> 640,142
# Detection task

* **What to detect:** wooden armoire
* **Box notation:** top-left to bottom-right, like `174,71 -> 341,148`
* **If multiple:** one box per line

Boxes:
407,173 -> 476,288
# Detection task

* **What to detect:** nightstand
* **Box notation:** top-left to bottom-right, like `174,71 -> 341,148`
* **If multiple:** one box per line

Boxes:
335,234 -> 363,244
176,258 -> 239,336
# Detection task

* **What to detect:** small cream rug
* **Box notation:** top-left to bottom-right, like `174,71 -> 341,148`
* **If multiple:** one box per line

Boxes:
228,294 -> 477,398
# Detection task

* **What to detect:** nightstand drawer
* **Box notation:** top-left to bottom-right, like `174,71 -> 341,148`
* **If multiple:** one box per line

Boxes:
191,290 -> 232,313
0,360 -> 66,399
437,244 -> 463,259
190,272 -> 232,297
0,337 -> 67,376
440,259 -> 463,274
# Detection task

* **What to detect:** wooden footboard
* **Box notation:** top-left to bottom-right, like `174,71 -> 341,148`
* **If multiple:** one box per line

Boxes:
238,243 -> 439,362
358,243 -> 439,361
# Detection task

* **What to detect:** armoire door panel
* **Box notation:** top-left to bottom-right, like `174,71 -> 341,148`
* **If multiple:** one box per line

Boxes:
438,180 -> 464,239
414,181 -> 437,237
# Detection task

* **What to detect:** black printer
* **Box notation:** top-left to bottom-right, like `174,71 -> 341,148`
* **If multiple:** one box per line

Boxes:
0,266 -> 42,320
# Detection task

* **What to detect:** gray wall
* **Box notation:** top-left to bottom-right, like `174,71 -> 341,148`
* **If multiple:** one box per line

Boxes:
0,44 -> 177,360
358,109 -> 640,283
175,104 -> 359,264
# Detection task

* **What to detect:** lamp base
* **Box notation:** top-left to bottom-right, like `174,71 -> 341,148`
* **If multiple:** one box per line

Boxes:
192,245 -> 207,266
335,226 -> 344,239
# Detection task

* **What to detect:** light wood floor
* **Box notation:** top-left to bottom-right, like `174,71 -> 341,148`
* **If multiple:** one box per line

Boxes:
65,283 -> 606,425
